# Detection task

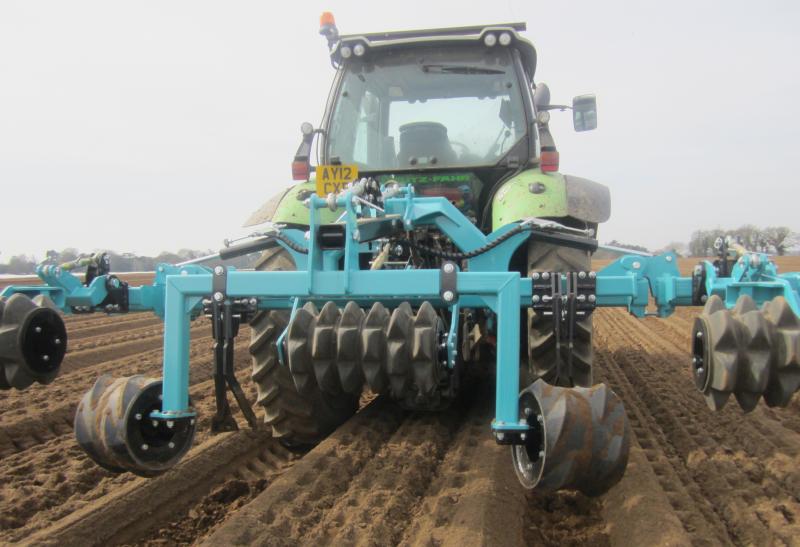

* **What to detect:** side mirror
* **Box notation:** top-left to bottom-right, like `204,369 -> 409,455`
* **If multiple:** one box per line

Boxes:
572,94 -> 597,132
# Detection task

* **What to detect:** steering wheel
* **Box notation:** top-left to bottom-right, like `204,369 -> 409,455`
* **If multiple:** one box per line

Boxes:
450,141 -> 471,158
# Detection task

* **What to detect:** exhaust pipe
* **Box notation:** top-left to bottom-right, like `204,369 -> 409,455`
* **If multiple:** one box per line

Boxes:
692,295 -> 800,412
511,379 -> 630,497
0,293 -> 67,390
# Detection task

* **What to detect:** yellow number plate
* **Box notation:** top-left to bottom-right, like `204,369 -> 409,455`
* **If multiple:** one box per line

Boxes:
316,165 -> 359,196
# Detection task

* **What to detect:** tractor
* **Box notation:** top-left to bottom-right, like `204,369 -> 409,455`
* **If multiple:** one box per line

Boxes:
1,16 -> 798,497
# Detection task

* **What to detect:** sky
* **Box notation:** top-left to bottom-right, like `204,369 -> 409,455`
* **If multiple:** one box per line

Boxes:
1,0 -> 798,261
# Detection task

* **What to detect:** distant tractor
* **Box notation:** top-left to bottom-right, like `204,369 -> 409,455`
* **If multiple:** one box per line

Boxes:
2,15 -> 798,496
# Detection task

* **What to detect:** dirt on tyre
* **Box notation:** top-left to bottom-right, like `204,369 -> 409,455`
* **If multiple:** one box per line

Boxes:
248,247 -> 358,446
525,240 -> 593,387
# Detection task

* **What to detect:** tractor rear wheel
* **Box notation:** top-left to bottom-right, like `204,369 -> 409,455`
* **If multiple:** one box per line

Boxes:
525,240 -> 593,387
249,247 -> 358,445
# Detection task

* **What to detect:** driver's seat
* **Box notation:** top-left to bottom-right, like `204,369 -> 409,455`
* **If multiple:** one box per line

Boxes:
397,122 -> 456,166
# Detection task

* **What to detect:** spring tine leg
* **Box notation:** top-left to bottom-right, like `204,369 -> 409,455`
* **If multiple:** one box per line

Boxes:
211,303 -> 238,432
222,300 -> 260,430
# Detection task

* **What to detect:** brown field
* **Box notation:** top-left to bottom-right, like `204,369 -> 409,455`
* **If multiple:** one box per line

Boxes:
1,260 -> 799,546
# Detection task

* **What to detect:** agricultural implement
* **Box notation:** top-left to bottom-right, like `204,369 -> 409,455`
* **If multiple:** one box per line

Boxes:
2,17 -> 799,496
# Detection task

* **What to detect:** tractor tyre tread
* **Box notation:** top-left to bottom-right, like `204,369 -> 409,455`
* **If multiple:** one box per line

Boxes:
249,247 -> 358,446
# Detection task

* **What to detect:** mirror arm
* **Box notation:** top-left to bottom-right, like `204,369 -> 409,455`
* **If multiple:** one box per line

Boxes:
539,104 -> 572,112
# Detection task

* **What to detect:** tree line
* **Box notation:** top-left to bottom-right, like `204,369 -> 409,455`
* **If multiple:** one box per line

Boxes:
688,225 -> 796,257
2,225 -> 796,274
0,248 -> 258,275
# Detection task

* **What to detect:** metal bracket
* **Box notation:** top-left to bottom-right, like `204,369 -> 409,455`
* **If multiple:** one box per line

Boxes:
101,275 -> 129,313
440,261 -> 458,303
531,271 -> 596,381
691,264 -> 708,306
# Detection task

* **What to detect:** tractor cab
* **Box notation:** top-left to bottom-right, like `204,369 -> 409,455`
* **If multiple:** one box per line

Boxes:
317,20 -> 537,223
246,16 -> 605,234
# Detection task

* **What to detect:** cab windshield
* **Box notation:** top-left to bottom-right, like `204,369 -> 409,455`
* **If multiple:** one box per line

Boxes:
326,45 -> 528,171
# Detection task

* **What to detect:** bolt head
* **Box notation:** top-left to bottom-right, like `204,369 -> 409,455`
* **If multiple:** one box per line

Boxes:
152,420 -> 159,427
588,294 -> 596,302
538,450 -> 545,459
696,331 -> 703,338
578,271 -> 586,279
168,441 -> 175,449
54,338 -> 61,345
520,433 -> 527,441
214,266 -> 224,275
35,326 -> 42,333
697,367 -> 704,375
632,261 -> 641,270
443,290 -> 455,302
166,420 -> 174,429
532,295 -> 540,303
666,255 -> 673,262
589,271 -> 596,279
536,415 -> 544,424
542,272 -> 550,280
496,432 -> 505,441
42,355 -> 49,362
532,272 -> 540,280
524,407 -> 533,417
135,413 -> 142,421
141,444 -> 149,451
443,263 -> 455,274
213,292 -> 224,302
701,295 -> 708,303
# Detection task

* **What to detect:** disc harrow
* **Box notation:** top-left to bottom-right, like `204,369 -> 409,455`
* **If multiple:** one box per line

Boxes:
286,300 -> 451,410
692,295 -> 800,411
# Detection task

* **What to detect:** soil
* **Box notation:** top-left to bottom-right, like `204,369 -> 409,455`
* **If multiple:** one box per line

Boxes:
1,263 -> 798,546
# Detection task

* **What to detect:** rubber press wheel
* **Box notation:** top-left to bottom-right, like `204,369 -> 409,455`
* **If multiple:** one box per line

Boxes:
248,247 -> 358,446
525,240 -> 593,387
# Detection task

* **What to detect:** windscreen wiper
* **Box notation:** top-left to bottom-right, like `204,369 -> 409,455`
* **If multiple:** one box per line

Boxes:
421,64 -> 505,75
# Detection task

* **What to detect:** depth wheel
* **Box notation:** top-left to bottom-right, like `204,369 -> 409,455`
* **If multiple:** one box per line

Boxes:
74,375 -> 196,476
525,240 -> 593,387
511,380 -> 630,496
0,293 -> 67,391
249,247 -> 358,446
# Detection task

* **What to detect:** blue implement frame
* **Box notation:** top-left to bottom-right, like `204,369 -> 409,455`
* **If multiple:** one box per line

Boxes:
3,186 -> 799,436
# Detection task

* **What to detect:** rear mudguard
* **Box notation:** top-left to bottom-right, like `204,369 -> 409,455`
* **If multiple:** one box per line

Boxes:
491,168 -> 611,230
245,168 -> 611,230
243,180 -> 343,227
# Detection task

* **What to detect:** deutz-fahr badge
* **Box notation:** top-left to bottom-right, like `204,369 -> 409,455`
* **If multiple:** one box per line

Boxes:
316,164 -> 358,196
